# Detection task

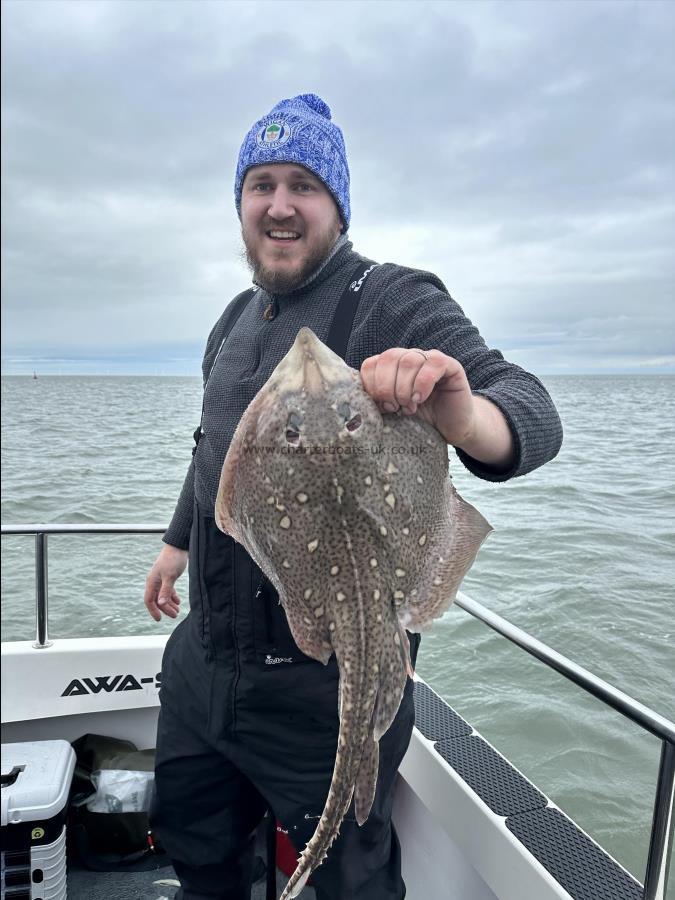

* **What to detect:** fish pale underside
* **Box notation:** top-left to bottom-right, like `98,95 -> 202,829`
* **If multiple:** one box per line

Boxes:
215,327 -> 492,898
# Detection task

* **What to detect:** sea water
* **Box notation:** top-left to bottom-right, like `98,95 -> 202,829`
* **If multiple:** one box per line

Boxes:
2,373 -> 674,890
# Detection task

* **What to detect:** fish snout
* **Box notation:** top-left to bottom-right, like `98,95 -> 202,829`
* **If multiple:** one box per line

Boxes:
273,328 -> 352,396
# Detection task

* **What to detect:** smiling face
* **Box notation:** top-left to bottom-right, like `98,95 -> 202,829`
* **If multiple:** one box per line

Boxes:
240,163 -> 343,294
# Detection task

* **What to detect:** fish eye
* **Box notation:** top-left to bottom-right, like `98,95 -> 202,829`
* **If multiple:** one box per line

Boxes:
337,402 -> 361,432
286,411 -> 302,444
336,402 -> 361,433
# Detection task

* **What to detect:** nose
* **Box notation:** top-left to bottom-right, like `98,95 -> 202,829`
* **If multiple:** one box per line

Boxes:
267,184 -> 295,220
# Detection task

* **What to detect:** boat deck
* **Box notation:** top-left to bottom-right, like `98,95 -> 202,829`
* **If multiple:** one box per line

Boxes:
62,677 -> 645,900
67,860 -> 316,899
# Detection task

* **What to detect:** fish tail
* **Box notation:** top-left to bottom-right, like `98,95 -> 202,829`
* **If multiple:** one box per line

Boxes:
285,866 -> 311,899
279,679 -> 376,899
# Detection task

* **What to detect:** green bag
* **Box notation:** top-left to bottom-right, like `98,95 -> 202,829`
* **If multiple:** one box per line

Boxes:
68,733 -> 167,871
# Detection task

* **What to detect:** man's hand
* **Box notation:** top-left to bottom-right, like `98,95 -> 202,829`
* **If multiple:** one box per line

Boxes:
360,348 -> 515,470
144,544 -> 188,622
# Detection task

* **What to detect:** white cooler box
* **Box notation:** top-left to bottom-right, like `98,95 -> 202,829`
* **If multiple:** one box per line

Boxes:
1,741 -> 75,900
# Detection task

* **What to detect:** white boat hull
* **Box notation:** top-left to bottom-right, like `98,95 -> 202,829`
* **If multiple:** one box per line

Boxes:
1,636 -> 644,900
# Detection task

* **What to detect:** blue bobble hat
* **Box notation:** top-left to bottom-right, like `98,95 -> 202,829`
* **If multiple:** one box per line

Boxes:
234,93 -> 350,228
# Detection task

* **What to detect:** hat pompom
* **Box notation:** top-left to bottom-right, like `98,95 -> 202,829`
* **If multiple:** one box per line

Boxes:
293,93 -> 332,120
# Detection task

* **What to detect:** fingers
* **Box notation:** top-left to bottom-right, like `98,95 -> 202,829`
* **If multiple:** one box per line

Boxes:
361,348 -> 446,414
144,546 -> 188,621
144,569 -> 181,621
143,580 -> 162,623
157,584 -> 180,620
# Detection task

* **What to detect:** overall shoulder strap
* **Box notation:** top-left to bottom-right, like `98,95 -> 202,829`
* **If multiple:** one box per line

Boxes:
193,286 -> 257,454
325,260 -> 378,360
206,287 -> 257,384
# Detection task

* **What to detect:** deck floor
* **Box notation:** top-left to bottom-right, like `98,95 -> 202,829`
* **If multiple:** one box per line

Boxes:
67,859 -> 317,899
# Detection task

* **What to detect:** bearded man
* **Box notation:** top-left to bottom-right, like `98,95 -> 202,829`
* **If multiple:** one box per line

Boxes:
144,93 -> 562,900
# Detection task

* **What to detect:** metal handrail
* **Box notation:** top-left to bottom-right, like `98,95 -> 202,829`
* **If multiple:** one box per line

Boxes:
455,591 -> 674,900
455,592 -> 675,746
2,524 -> 167,648
2,522 -> 673,899
2,523 -> 167,535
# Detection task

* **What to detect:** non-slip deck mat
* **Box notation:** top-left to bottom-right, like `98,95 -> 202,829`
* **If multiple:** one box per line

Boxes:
412,678 -> 645,900
412,679 -> 473,741
436,733 -> 547,817
507,806 -> 643,900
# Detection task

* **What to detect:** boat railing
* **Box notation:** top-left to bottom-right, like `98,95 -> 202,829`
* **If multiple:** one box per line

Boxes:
2,522 -> 674,900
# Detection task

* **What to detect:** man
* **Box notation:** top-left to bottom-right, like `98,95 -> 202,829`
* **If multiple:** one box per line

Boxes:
144,93 -> 562,900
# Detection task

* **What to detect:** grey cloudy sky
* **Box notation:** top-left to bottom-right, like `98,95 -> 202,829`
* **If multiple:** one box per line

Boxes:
2,0 -> 674,375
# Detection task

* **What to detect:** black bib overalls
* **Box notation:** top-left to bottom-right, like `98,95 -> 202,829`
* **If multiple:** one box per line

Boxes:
152,267 -> 421,900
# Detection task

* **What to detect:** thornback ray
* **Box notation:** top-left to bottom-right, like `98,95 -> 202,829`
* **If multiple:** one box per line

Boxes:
215,327 -> 492,897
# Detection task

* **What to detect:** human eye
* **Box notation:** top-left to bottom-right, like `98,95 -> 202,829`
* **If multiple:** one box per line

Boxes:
251,182 -> 271,192
294,182 -> 315,192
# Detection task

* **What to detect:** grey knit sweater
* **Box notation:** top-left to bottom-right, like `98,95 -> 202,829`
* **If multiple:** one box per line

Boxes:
163,238 -> 562,550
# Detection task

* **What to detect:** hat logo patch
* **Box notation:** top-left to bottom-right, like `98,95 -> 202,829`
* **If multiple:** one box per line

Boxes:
257,121 -> 292,148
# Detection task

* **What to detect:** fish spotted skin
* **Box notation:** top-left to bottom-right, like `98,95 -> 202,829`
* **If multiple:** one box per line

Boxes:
216,328 -> 492,897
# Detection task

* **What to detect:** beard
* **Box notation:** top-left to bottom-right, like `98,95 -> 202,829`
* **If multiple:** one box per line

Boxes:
240,216 -> 342,294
